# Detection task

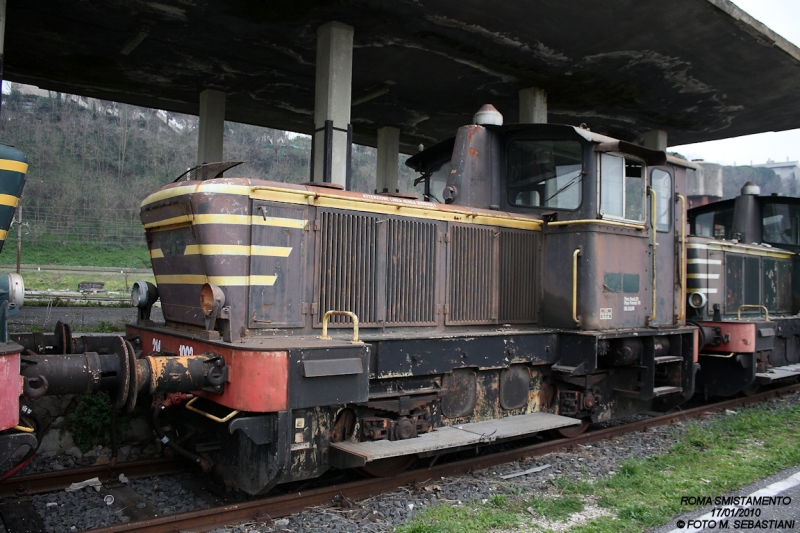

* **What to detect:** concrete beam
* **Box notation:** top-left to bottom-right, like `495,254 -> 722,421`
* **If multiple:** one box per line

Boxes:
313,21 -> 353,187
519,87 -> 547,124
376,127 -> 400,193
643,130 -> 668,152
197,89 -> 226,165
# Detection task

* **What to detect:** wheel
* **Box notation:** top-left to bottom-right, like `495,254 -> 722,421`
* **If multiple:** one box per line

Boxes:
357,455 -> 416,477
553,419 -> 590,438
741,382 -> 761,397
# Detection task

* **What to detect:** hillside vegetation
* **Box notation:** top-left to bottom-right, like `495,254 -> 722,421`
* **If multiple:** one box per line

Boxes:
0,87 -> 416,266
721,164 -> 794,199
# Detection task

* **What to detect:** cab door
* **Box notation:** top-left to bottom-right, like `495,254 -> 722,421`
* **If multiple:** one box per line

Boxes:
651,167 -> 676,324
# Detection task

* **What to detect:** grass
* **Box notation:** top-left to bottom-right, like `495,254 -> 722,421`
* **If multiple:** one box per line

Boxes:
0,233 -> 151,268
395,400 -> 800,533
18,269 -> 155,293
396,498 -> 519,533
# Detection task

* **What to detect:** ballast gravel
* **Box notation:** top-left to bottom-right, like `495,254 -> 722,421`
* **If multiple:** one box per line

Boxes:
1,392 -> 798,533
209,393 -> 800,533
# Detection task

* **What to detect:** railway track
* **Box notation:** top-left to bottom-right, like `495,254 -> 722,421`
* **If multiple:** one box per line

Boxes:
3,383 -> 799,533
0,458 -> 185,498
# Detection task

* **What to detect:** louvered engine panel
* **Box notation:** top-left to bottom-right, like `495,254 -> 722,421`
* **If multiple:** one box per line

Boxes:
498,229 -> 538,323
386,218 -> 438,326
446,224 -> 497,324
315,210 -> 385,327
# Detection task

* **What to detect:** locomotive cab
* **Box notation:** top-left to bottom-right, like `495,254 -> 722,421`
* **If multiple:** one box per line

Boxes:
687,185 -> 800,396
410,119 -> 691,332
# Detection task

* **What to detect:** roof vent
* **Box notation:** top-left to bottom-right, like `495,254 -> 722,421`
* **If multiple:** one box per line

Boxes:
741,181 -> 761,196
473,104 -> 503,126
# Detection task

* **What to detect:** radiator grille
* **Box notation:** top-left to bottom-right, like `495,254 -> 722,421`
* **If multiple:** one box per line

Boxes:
447,225 -> 496,324
317,211 -> 383,326
499,230 -> 537,322
386,218 -> 438,325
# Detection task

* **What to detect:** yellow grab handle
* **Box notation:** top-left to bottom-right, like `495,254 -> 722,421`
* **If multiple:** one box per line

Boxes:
319,310 -> 363,344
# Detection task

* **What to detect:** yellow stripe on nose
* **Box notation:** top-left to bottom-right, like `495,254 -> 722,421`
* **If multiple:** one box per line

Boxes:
0,194 -> 20,207
0,159 -> 28,173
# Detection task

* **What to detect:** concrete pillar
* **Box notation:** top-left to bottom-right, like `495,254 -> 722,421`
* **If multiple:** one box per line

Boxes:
519,87 -> 547,124
313,21 -> 353,186
197,89 -> 226,165
376,127 -> 400,193
642,130 -> 668,152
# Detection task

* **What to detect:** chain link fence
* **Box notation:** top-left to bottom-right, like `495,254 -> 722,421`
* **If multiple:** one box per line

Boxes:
19,206 -> 146,248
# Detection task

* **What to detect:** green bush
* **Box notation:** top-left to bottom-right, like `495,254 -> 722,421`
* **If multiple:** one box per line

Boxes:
71,392 -> 112,451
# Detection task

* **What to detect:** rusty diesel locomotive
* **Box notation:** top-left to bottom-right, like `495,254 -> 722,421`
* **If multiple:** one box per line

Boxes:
686,188 -> 800,397
5,107 -> 800,494
131,107 -> 700,493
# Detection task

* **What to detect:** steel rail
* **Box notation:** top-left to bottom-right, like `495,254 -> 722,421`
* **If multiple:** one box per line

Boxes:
0,458 -> 186,497
78,382 -> 800,533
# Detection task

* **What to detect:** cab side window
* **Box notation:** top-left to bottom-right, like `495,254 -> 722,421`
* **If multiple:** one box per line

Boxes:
599,153 -> 645,222
693,208 -> 734,239
762,202 -> 800,246
652,169 -> 672,232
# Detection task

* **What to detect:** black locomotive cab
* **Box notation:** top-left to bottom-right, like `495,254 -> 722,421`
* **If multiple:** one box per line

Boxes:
687,184 -> 800,397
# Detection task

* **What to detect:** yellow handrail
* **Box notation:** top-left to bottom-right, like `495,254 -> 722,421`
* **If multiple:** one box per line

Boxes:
737,305 -> 769,321
676,194 -> 687,321
648,187 -> 657,323
547,219 -> 645,230
185,397 -> 240,423
319,310 -> 363,344
572,249 -> 581,324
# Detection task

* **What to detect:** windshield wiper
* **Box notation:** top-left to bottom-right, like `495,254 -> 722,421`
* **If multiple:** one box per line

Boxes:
545,170 -> 584,204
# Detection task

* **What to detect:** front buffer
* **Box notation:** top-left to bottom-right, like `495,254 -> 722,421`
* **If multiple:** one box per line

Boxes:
128,325 -> 369,495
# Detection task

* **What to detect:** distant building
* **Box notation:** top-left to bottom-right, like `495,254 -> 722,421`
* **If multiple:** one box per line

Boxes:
754,159 -> 799,182
687,160 -> 723,208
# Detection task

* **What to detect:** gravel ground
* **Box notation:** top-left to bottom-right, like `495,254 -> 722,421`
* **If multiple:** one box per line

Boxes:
128,475 -> 211,516
32,487 -> 127,533
2,392 -> 798,533
1,443 -> 162,476
209,392 -> 800,533
9,306 -> 164,333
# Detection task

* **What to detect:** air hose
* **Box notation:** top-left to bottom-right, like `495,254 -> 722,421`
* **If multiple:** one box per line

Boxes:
0,406 -> 43,482
152,403 -> 210,472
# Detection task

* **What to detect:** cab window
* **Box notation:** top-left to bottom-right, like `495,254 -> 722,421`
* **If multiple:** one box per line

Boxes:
599,154 -> 645,222
762,202 -> 800,246
507,140 -> 583,209
652,169 -> 672,232
693,207 -> 734,239
426,159 -> 451,203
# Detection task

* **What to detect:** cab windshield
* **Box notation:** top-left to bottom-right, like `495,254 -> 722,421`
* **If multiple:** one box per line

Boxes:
507,140 -> 583,209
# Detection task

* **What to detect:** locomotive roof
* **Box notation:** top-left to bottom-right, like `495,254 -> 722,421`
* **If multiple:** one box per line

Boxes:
406,123 -> 685,171
689,194 -> 800,216
7,1 -> 800,152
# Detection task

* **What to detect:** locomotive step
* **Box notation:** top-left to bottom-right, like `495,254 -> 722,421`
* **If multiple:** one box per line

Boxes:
329,412 -> 579,468
654,356 -> 683,364
652,386 -> 682,397
756,363 -> 800,382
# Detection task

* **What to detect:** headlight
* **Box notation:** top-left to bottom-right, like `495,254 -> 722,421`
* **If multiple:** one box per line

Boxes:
131,281 -> 158,308
200,283 -> 225,317
688,292 -> 707,309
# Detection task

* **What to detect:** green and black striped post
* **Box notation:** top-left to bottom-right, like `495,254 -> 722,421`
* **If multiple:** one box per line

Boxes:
0,145 -> 26,253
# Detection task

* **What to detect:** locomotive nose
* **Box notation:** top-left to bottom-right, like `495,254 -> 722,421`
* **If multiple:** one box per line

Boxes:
0,145 -> 28,254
